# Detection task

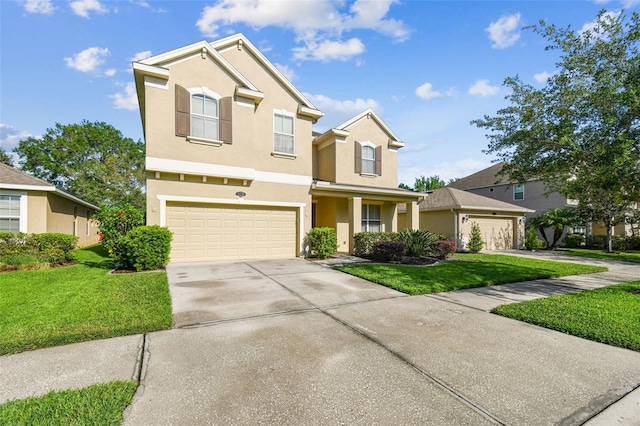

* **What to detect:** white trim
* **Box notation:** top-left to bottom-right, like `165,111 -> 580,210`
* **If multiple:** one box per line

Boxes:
132,62 -> 169,79
0,190 -> 27,233
360,140 -> 376,148
144,76 -> 168,90
187,136 -> 223,147
336,108 -> 403,147
159,199 -> 166,227
273,109 -> 296,156
255,170 -> 311,186
0,185 -> 98,209
271,152 -> 297,160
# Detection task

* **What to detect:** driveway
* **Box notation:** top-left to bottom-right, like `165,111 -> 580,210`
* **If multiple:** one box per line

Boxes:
121,257 -> 640,425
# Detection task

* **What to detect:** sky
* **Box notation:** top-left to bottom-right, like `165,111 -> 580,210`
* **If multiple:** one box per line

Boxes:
2,0 -> 639,186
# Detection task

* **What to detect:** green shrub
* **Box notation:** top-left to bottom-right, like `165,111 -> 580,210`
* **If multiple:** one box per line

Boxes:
430,240 -> 457,259
307,227 -> 338,259
353,232 -> 398,257
398,228 -> 441,257
27,233 -> 78,261
93,205 -> 144,254
626,236 -> 640,250
585,235 -> 607,249
114,226 -> 172,272
563,233 -> 585,248
467,222 -> 484,253
525,226 -> 546,250
372,241 -> 405,262
0,233 -> 77,268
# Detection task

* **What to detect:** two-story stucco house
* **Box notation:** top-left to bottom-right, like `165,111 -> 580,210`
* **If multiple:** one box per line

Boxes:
133,34 -> 422,262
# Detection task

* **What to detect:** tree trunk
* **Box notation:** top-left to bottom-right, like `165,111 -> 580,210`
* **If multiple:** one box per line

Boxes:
606,221 -> 614,253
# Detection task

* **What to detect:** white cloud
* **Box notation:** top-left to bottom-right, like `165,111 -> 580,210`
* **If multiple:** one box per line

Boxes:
292,38 -> 365,62
70,0 -> 108,18
23,0 -> 54,14
111,82 -> 138,111
415,82 -> 442,100
533,71 -> 552,83
0,124 -> 33,153
195,0 -> 409,62
104,68 -> 117,77
468,79 -> 500,97
622,0 -> 640,7
398,157 -> 492,185
131,50 -> 152,62
486,13 -> 522,49
64,47 -> 110,73
274,63 -> 296,82
305,93 -> 381,131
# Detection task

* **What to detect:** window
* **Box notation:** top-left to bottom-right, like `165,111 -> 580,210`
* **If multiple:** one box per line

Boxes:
514,184 -> 524,200
0,195 -> 20,233
362,146 -> 376,174
274,112 -> 294,154
191,93 -> 218,140
362,204 -> 381,232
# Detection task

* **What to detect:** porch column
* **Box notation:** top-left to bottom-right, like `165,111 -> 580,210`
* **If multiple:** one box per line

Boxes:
348,197 -> 362,253
406,201 -> 419,230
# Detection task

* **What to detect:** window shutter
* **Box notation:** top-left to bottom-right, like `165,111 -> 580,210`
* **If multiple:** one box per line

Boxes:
219,96 -> 232,144
175,85 -> 190,137
375,145 -> 382,176
354,142 -> 362,174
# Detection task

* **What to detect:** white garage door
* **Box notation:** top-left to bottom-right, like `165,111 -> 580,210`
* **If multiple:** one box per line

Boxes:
468,217 -> 514,250
167,203 -> 297,262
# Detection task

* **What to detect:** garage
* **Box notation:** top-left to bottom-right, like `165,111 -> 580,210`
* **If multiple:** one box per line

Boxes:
166,202 -> 297,262
462,216 -> 514,251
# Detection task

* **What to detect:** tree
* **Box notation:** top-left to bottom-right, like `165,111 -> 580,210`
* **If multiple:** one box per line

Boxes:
528,208 -> 581,250
472,10 -> 640,253
467,222 -> 484,253
14,121 -> 145,210
398,175 -> 447,192
0,147 -> 13,166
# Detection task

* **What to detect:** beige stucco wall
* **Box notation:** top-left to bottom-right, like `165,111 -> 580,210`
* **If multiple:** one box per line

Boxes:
419,210 -> 456,238
591,222 -> 630,236
25,191 -> 48,234
46,193 -> 99,247
315,143 -> 336,182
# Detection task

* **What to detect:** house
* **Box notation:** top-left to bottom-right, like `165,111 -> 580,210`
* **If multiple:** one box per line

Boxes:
398,187 -> 532,250
133,34 -> 422,262
0,163 -> 99,246
447,162 -> 633,237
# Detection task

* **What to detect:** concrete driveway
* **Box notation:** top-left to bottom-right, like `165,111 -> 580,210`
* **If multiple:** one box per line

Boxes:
121,257 -> 640,425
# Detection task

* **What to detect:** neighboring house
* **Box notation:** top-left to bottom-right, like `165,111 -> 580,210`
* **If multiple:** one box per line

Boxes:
398,187 -> 533,250
0,163 -> 99,246
133,34 -> 422,262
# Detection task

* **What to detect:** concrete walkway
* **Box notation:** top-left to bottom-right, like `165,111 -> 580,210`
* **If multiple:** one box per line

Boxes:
1,251 -> 639,425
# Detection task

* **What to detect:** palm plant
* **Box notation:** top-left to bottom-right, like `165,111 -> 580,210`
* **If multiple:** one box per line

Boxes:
528,208 -> 581,250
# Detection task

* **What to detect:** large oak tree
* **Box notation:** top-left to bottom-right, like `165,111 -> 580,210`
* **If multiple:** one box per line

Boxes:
472,10 -> 640,252
14,121 -> 145,210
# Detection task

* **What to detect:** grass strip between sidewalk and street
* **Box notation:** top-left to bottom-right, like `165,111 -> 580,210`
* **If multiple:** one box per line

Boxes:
493,281 -> 640,352
0,245 -> 173,355
334,253 -> 607,295
0,381 -> 137,426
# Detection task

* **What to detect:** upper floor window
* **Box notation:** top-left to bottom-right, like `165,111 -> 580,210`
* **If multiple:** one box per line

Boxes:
0,194 -> 21,234
175,85 -> 232,144
514,184 -> 524,200
274,112 -> 295,155
355,142 -> 381,176
362,146 -> 376,174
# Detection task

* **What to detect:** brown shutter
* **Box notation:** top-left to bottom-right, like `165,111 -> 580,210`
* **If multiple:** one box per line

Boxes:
375,145 -> 382,176
219,96 -> 232,144
175,85 -> 190,137
354,142 -> 362,174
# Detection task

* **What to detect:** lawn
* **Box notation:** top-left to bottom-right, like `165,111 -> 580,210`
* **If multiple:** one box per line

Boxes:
335,253 -> 607,295
0,381 -> 136,426
493,281 -> 640,352
0,245 -> 173,355
556,248 -> 640,264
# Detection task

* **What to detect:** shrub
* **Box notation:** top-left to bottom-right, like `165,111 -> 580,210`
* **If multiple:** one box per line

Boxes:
94,205 -> 145,254
398,229 -> 441,257
353,232 -> 398,257
563,233 -> 584,248
525,226 -> 545,250
27,233 -> 78,261
626,236 -> 640,250
307,227 -> 338,259
372,241 -> 405,262
0,233 -> 77,268
114,225 -> 172,272
467,222 -> 484,253
429,240 -> 457,259
585,235 -> 606,249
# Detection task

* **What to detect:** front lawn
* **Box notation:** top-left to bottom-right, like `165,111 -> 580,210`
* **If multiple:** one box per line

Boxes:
0,381 -> 136,425
0,245 -> 173,355
556,248 -> 640,264
335,254 -> 607,295
493,281 -> 640,351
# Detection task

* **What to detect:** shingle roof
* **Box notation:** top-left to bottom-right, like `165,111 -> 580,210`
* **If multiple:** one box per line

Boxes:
446,162 -> 509,190
418,187 -> 532,213
0,163 -> 54,188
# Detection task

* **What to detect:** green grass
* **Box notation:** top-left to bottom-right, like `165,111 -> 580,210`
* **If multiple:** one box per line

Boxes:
493,282 -> 640,351
335,254 -> 607,295
556,248 -> 640,263
0,245 -> 173,355
0,381 -> 137,426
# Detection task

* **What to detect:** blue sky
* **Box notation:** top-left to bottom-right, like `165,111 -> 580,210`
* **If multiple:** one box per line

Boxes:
2,0 -> 638,185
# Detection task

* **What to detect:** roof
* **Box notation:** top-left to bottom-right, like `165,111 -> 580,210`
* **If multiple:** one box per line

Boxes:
418,187 -> 533,213
446,162 -> 509,190
0,163 -> 99,210
335,109 -> 404,148
311,180 -> 424,203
